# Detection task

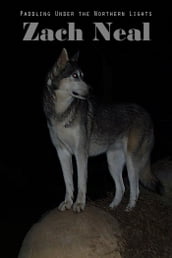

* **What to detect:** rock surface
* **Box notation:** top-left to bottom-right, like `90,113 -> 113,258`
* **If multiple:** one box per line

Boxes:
18,205 -> 122,258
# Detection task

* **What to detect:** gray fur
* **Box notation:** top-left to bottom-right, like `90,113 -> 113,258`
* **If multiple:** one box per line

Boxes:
43,48 -> 161,212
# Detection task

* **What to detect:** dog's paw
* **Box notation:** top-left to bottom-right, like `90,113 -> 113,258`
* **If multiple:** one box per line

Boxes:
109,200 -> 120,210
125,204 -> 135,212
73,201 -> 85,213
58,199 -> 73,211
109,202 -> 115,210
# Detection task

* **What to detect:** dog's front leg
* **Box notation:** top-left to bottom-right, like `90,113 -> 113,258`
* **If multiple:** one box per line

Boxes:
73,152 -> 88,212
57,148 -> 74,211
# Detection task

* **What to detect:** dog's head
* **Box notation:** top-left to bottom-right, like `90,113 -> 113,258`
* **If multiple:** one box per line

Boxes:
47,48 -> 89,100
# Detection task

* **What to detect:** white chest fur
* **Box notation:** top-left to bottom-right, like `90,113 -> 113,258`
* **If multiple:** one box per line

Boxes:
48,122 -> 80,154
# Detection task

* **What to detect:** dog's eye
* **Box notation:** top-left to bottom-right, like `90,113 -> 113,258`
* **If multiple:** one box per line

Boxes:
72,73 -> 79,79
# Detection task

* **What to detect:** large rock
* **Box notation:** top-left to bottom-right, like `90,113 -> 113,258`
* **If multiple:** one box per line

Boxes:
18,205 -> 122,258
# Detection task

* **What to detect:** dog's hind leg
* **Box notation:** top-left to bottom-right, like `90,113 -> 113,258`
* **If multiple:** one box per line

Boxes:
125,153 -> 140,211
107,149 -> 125,209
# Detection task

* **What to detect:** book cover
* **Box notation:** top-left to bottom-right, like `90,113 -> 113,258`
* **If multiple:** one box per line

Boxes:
2,6 -> 171,257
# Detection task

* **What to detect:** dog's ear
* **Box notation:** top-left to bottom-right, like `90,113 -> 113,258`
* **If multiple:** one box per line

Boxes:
50,48 -> 69,79
71,50 -> 80,62
57,48 -> 69,69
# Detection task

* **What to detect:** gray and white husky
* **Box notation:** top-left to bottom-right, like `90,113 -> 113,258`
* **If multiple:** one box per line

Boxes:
43,48 -> 163,212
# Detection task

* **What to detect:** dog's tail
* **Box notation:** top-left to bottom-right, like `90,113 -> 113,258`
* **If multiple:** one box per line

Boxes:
139,162 -> 164,195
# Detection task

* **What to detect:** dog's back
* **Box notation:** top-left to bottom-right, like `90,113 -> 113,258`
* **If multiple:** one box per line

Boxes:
89,102 -> 153,156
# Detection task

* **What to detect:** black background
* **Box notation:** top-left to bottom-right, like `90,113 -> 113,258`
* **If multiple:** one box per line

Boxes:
1,6 -> 171,257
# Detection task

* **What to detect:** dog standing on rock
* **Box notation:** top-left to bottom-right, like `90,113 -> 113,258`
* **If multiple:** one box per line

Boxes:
43,48 -> 163,212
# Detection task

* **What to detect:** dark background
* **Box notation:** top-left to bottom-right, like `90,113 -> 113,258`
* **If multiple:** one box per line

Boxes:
1,6 -> 171,257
